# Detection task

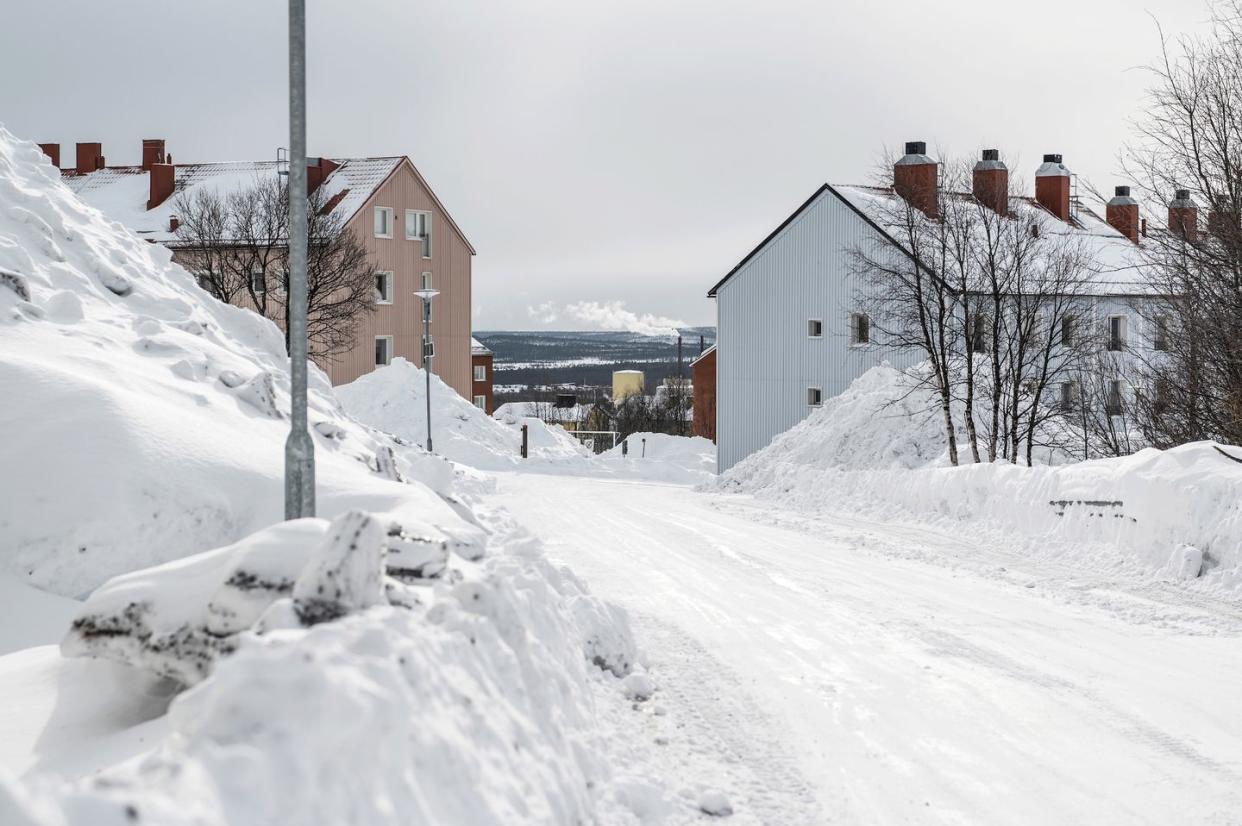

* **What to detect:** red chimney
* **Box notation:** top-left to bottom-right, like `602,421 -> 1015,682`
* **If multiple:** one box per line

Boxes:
1035,153 -> 1071,222
141,139 -> 166,171
1168,189 -> 1197,242
306,157 -> 340,194
972,149 -> 1008,216
1106,186 -> 1140,244
75,142 -> 103,175
38,143 -> 61,168
148,162 -> 175,209
893,140 -> 938,218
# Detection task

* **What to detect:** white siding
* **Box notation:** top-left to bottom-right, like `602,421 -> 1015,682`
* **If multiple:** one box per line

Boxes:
715,189 -> 916,472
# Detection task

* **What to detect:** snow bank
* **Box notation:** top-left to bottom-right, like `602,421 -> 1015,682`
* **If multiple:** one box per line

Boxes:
4,509 -> 649,825
0,127 -> 473,597
719,367 -> 1242,594
601,433 -> 717,483
337,358 -> 588,470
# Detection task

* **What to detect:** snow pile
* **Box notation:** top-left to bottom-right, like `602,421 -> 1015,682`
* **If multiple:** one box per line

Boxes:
720,367 -> 1242,593
3,509 -> 650,825
337,358 -> 588,470
0,128 -> 469,597
601,433 -> 717,483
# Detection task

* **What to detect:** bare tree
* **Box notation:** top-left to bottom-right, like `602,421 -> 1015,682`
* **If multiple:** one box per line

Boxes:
173,176 -> 375,361
1122,0 -> 1242,446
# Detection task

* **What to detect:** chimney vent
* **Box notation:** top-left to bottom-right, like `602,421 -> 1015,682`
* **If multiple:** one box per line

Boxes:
1035,153 -> 1072,222
1169,189 -> 1198,241
973,148 -> 1008,216
1106,184 -> 1140,244
169,215 -> 180,233
38,143 -> 61,168
75,142 -> 103,175
148,162 -> 176,210
893,140 -> 938,218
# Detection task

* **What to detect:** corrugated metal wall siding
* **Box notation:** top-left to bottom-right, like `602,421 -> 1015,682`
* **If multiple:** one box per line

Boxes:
716,190 -> 916,472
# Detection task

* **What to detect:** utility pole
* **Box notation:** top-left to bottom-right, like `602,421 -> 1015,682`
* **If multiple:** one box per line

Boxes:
415,286 -> 439,452
283,0 -> 315,519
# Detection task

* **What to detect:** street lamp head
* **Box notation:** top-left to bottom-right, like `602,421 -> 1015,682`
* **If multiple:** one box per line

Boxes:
414,288 -> 440,301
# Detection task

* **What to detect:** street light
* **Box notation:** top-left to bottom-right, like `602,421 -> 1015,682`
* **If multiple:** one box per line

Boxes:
414,286 -> 439,452
283,0 -> 315,519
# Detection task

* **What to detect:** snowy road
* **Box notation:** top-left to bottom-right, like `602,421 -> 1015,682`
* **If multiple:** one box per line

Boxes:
493,473 -> 1242,825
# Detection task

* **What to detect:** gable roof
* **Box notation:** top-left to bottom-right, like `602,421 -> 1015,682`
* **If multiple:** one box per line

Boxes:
708,182 -> 1154,299
62,155 -> 476,254
690,343 -> 716,366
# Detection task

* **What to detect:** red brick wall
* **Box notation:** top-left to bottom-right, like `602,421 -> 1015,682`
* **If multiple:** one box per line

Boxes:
692,348 -> 716,442
472,352 -> 494,415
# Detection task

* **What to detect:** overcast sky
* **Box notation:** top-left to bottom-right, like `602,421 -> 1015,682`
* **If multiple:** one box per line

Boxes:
1,0 -> 1209,331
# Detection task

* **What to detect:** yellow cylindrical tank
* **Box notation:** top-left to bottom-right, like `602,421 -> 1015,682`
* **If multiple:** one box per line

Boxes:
612,370 -> 644,400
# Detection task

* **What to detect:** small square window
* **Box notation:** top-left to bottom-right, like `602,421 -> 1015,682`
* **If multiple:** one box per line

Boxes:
375,336 -> 393,366
374,271 -> 394,304
807,387 -> 823,407
473,395 -> 487,409
850,312 -> 870,346
473,364 -> 486,382
807,319 -> 823,338
374,207 -> 394,238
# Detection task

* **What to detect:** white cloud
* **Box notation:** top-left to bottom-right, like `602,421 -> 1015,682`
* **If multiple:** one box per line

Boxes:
563,300 -> 684,338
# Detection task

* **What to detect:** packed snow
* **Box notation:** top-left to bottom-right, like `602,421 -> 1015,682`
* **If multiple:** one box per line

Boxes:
0,128 -> 748,826
717,364 -> 1242,594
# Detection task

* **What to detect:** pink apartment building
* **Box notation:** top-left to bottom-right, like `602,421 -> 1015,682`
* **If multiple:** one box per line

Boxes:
42,139 -> 477,399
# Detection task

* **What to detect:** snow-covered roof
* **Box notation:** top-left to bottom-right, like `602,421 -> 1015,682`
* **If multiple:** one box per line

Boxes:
471,337 -> 492,356
493,401 -> 594,424
62,157 -> 404,245
831,185 -> 1152,295
690,344 -> 716,366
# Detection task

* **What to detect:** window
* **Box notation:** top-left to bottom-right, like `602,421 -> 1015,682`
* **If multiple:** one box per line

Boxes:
1153,378 -> 1171,415
849,312 -> 870,346
1105,380 -> 1124,416
1059,380 -> 1079,412
473,364 -> 486,382
473,395 -> 487,409
406,210 -> 432,257
1153,315 -> 1170,351
807,387 -> 823,407
1061,314 -> 1075,347
375,335 -> 393,366
1107,315 -> 1128,352
250,271 -> 265,294
420,271 -> 433,290
374,271 -> 394,305
807,319 -> 824,338
968,314 -> 989,353
374,207 -> 394,238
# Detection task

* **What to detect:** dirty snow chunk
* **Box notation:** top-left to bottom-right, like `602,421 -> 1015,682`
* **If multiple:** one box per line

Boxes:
385,526 -> 448,581
231,370 -> 281,418
572,593 -> 637,677
293,510 -> 388,625
622,671 -> 656,701
1169,544 -> 1204,580
371,444 -> 402,480
0,269 -> 30,301
698,789 -> 734,817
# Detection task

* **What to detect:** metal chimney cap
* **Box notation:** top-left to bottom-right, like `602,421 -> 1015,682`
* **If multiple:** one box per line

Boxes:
1042,153 -> 1063,164
904,140 -> 927,156
1174,188 -> 1192,201
981,149 -> 1000,161
1114,185 -> 1131,197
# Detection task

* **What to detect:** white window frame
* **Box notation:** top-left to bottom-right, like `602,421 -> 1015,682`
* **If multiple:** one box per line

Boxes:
473,395 -> 487,409
375,335 -> 394,367
849,312 -> 871,347
807,318 -> 824,338
807,386 -> 823,407
406,209 -> 432,258
374,207 -> 394,239
250,271 -> 266,294
374,271 -> 394,305
420,271 -> 433,290
1107,315 -> 1128,352
1059,379 -> 1080,412
473,364 -> 486,382
1105,379 -> 1125,416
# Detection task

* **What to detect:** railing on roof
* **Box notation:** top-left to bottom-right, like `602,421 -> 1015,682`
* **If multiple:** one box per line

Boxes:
276,147 -> 289,178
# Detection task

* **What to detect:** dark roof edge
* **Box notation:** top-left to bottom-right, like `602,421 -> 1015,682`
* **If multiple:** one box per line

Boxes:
706,183 -> 915,297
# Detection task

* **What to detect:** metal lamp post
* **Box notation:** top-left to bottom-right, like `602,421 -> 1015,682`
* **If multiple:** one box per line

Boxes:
414,287 -> 439,452
283,0 -> 315,519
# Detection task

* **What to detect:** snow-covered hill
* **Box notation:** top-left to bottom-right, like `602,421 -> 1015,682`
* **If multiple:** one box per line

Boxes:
719,365 -> 1242,594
